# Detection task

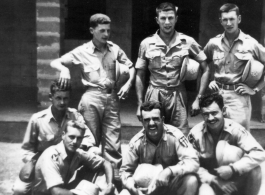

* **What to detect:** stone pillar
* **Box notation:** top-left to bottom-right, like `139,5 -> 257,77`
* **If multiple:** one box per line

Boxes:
106,0 -> 132,58
36,0 -> 64,108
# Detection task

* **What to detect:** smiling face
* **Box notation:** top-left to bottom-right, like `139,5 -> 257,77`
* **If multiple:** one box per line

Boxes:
50,91 -> 70,112
156,10 -> 177,35
90,24 -> 110,45
201,102 -> 225,134
220,11 -> 241,36
142,109 -> 164,144
63,126 -> 84,153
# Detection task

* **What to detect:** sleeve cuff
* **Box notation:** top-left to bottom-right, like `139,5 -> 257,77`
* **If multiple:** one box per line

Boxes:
168,165 -> 183,177
194,51 -> 207,63
135,58 -> 147,70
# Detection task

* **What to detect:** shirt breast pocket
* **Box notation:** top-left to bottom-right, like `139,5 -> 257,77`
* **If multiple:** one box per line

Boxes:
169,50 -> 189,68
213,51 -> 225,66
146,50 -> 161,69
84,64 -> 100,82
234,51 -> 252,69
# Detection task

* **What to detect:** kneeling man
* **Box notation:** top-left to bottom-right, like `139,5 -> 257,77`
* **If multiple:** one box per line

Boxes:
120,101 -> 199,195
31,120 -> 114,195
188,93 -> 265,195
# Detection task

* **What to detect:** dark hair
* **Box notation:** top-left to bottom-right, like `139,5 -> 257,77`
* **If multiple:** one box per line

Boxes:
199,92 -> 224,110
219,3 -> 240,18
140,101 -> 163,117
65,120 -> 87,133
50,80 -> 71,95
156,2 -> 178,17
90,13 -> 111,28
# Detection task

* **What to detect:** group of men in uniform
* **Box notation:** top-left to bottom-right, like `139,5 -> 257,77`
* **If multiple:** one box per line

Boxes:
13,2 -> 265,195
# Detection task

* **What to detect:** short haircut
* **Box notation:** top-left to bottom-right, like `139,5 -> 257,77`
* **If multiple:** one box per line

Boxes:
65,120 -> 87,133
219,3 -> 240,18
90,13 -> 111,28
199,92 -> 224,110
156,2 -> 178,17
50,80 -> 71,95
140,101 -> 163,117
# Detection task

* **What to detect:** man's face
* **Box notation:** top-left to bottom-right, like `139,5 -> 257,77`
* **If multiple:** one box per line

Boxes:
63,126 -> 84,153
201,102 -> 225,132
156,10 -> 177,35
220,11 -> 241,35
90,24 -> 110,45
50,91 -> 70,112
142,109 -> 164,143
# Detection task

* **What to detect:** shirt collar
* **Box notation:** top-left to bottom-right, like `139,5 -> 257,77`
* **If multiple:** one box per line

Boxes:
56,141 -> 68,160
46,106 -> 70,123
154,30 -> 182,48
86,40 -> 113,54
221,29 -> 245,43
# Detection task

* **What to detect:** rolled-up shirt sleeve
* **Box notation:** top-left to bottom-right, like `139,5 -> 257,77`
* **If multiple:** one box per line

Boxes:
117,47 -> 133,69
22,114 -> 39,163
135,40 -> 148,70
232,128 -> 265,175
120,142 -> 139,187
168,135 -> 199,177
189,40 -> 207,63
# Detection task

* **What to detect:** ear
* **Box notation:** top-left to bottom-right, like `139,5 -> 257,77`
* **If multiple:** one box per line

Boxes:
155,16 -> 159,25
62,131 -> 66,139
49,93 -> 53,101
238,15 -> 241,24
161,116 -> 165,123
89,27 -> 94,35
222,106 -> 227,117
219,17 -> 222,24
175,15 -> 178,23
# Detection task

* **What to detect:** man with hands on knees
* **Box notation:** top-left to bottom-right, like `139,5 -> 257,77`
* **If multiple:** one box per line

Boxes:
50,13 -> 135,175
120,101 -> 199,195
135,2 -> 209,136
31,120 -> 115,195
188,93 -> 265,195
204,3 -> 265,130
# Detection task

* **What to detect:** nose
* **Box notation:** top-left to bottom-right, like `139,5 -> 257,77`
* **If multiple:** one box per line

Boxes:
227,20 -> 231,26
149,119 -> 155,126
72,137 -> 77,144
208,114 -> 214,120
165,18 -> 170,24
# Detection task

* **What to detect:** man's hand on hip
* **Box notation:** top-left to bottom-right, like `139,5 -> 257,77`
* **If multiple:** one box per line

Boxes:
235,83 -> 255,95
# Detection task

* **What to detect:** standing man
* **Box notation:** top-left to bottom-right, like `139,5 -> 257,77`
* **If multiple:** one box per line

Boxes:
204,3 -> 265,130
13,80 -> 97,195
50,14 -> 135,172
188,93 -> 265,195
120,101 -> 199,195
32,120 -> 114,195
135,2 -> 209,135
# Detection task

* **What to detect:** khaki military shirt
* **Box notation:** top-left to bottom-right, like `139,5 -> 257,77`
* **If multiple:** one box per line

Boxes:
32,141 -> 104,195
121,124 -> 199,186
60,41 -> 133,89
188,118 -> 265,176
22,106 -> 95,162
204,30 -> 265,84
135,31 -> 206,87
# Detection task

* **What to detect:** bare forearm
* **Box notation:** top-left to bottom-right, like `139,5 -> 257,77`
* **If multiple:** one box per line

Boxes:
197,61 -> 210,96
135,70 -> 146,105
51,186 -> 73,195
127,67 -> 136,86
103,161 -> 114,184
50,58 -> 69,72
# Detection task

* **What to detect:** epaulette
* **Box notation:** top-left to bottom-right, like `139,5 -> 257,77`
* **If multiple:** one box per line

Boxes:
32,109 -> 48,119
130,130 -> 145,144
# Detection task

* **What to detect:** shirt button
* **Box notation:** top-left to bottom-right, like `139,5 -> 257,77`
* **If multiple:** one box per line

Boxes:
167,77 -> 170,80
227,61 -> 230,64
167,83 -> 170,86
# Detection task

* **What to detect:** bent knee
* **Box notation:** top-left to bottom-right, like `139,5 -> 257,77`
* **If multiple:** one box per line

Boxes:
184,174 -> 198,187
198,183 -> 215,195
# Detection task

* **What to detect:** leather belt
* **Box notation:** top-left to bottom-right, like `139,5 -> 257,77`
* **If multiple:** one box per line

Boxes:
216,81 -> 239,90
86,87 -> 113,94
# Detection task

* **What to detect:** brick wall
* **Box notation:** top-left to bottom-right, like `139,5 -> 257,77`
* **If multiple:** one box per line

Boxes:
36,0 -> 63,108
